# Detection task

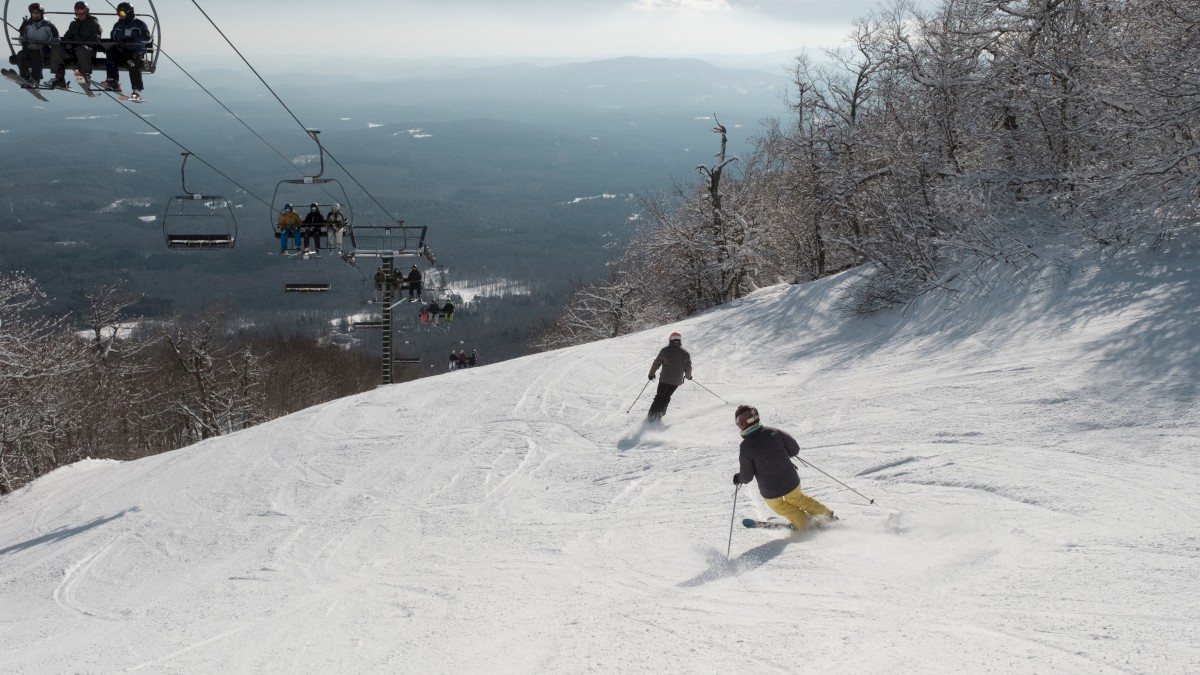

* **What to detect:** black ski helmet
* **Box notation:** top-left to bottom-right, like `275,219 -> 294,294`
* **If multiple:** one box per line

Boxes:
734,404 -> 760,431
28,3 -> 44,13
116,2 -> 134,18
309,202 -> 319,210
74,2 -> 88,11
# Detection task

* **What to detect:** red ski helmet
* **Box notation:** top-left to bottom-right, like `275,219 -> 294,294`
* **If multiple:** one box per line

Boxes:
669,331 -> 682,344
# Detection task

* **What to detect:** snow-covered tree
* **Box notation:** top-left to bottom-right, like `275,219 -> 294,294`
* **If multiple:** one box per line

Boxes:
0,274 -> 89,494
158,307 -> 267,441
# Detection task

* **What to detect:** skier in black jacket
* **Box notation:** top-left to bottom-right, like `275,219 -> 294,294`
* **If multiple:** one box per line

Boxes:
406,265 -> 423,300
732,405 -> 834,530
48,2 -> 101,88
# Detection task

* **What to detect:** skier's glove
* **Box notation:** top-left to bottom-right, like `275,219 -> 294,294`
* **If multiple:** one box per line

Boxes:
732,473 -> 741,485
648,374 -> 655,380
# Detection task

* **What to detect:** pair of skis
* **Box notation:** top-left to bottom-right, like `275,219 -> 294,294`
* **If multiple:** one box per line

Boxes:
1,68 -> 48,102
73,71 -> 144,102
2,68 -> 142,102
742,514 -> 839,530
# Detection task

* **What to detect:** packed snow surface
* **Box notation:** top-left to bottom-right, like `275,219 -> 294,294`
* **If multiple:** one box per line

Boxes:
1,244 -> 1197,673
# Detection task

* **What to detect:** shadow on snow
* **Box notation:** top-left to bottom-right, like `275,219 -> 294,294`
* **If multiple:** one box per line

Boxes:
0,507 -> 139,557
678,530 -> 815,587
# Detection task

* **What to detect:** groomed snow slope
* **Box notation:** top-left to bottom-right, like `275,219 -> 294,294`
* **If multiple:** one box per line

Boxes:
1,244 -> 1197,674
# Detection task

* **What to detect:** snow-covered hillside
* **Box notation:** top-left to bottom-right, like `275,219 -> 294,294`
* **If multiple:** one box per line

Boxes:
1,243 -> 1197,673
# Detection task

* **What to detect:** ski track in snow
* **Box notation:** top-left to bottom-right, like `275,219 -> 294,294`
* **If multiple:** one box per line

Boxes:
1,244 -> 1198,673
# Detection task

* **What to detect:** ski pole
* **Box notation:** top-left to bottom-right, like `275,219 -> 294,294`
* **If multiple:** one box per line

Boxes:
626,379 -> 652,413
690,378 -> 728,404
726,483 -> 740,560
793,456 -> 876,505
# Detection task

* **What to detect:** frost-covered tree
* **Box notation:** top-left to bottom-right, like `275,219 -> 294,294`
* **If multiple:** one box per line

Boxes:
526,0 -> 1200,345
159,307 -> 266,441
0,274 -> 89,494
75,281 -> 161,460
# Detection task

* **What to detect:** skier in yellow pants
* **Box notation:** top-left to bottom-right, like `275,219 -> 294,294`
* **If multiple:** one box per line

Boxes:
732,404 -> 835,530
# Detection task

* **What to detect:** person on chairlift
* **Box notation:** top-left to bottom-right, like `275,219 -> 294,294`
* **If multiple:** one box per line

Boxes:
326,203 -> 347,253
101,2 -> 150,100
406,265 -> 423,301
15,4 -> 59,86
276,204 -> 302,253
302,203 -> 325,254
48,2 -> 100,89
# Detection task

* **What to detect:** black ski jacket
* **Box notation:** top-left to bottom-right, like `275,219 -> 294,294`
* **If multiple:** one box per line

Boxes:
63,15 -> 102,47
734,425 -> 801,499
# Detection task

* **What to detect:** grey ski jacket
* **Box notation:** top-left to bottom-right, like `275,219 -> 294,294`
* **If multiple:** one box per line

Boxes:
648,344 -> 692,386
19,18 -> 59,52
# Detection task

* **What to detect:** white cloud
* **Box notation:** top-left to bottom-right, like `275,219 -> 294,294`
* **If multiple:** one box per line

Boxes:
633,0 -> 731,12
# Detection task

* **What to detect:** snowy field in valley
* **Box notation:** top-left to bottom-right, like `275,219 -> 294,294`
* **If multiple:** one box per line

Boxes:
1,242 -> 1197,673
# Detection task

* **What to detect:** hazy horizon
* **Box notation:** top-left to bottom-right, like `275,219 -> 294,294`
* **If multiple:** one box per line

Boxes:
5,0 -> 934,63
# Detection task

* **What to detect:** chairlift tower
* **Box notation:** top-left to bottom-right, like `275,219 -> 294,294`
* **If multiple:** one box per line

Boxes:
351,222 -> 432,385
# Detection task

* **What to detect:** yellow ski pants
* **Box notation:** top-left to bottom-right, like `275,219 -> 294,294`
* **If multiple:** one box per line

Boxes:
765,484 -> 833,530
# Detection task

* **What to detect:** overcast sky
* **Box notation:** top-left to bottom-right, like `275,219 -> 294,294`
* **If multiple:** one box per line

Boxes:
91,0 -> 919,64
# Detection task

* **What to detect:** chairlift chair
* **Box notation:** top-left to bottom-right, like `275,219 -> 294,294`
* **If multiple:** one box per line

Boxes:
282,256 -> 332,293
284,282 -> 331,294
346,223 -> 427,259
270,129 -> 351,244
162,153 -> 236,249
280,251 -> 333,293
3,1 -> 162,80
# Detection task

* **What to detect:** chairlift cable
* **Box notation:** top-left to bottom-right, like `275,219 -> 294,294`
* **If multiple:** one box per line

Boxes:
320,147 -> 403,224
86,1 -> 340,209
150,50 -> 300,177
147,48 -> 344,209
5,5 -> 320,215
99,89 -> 273,209
188,0 -> 404,224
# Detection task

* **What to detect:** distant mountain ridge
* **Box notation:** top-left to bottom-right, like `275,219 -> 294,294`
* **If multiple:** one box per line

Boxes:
0,55 -> 793,362
177,56 -> 792,111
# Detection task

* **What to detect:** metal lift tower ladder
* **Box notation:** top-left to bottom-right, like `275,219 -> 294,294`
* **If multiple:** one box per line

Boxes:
351,223 -> 431,385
